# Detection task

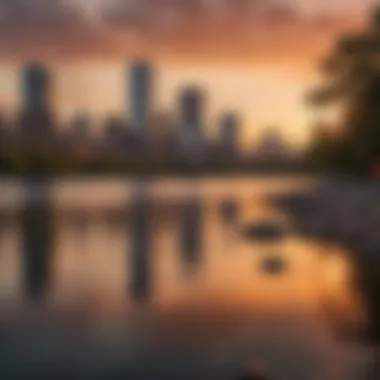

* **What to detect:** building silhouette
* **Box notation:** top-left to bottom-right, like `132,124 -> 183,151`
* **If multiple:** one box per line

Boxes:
179,86 -> 204,133
104,115 -> 127,152
255,128 -> 290,163
22,64 -> 51,111
178,86 -> 205,158
219,112 -> 240,156
70,113 -> 92,140
0,112 -> 10,148
130,61 -> 153,136
19,63 -> 54,143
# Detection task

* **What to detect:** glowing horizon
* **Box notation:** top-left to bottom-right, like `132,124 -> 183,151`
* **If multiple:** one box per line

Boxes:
0,0 -> 375,149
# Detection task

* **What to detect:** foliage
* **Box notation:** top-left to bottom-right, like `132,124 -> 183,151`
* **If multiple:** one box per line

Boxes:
307,7 -> 380,176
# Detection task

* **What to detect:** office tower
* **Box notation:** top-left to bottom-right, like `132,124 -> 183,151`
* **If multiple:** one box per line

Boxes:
177,86 -> 205,157
19,63 -> 54,141
130,61 -> 152,135
22,64 -> 51,111
179,86 -> 204,134
219,112 -> 240,153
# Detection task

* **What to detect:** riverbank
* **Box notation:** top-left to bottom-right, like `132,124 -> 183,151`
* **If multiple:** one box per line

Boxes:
272,177 -> 380,344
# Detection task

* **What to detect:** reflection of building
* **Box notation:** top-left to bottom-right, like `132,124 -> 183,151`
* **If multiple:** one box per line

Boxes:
219,198 -> 238,224
178,86 -> 205,158
19,63 -> 54,142
179,198 -> 203,274
129,189 -> 152,301
130,61 -> 152,136
21,183 -> 54,300
219,112 -> 240,155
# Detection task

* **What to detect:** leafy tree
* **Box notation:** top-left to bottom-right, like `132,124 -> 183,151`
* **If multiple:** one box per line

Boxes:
308,7 -> 380,175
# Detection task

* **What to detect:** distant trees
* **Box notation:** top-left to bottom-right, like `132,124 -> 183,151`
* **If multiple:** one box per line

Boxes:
307,7 -> 380,175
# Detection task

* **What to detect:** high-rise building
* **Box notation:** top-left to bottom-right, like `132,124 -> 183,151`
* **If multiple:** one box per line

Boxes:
178,86 -> 205,156
179,86 -> 204,133
19,63 -> 54,141
130,61 -> 152,135
219,112 -> 240,153
22,63 -> 51,112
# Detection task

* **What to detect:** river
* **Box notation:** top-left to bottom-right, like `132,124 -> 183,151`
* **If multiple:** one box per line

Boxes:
0,177 -> 375,380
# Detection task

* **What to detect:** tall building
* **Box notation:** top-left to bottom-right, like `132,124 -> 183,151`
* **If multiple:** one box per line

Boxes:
130,61 -> 152,135
219,112 -> 240,153
179,86 -> 204,133
22,63 -> 51,111
178,86 -> 205,156
19,63 -> 54,141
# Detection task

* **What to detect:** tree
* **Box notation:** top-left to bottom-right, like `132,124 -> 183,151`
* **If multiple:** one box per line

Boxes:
307,7 -> 380,175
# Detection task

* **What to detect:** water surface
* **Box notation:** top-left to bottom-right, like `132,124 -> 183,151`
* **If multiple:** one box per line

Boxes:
0,177 -> 373,380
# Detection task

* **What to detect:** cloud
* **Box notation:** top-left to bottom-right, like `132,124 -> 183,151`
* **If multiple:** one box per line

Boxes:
101,0 -> 365,65
0,0 -> 120,62
0,0 -> 368,64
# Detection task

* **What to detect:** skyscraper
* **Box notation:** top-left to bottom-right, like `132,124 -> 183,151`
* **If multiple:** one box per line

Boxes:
19,63 -> 54,141
178,86 -> 205,155
219,112 -> 240,153
179,86 -> 204,133
130,61 -> 152,135
22,63 -> 51,112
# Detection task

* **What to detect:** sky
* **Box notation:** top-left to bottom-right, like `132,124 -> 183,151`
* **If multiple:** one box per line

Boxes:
0,0 -> 377,148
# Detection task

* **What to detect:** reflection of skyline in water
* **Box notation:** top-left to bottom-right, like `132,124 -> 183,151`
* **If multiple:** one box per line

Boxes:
21,181 -> 54,300
219,198 -> 239,225
0,178 -> 374,379
129,184 -> 152,302
179,197 -> 203,276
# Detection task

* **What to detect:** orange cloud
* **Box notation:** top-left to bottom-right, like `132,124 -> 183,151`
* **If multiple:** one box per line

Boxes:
0,0 -> 368,67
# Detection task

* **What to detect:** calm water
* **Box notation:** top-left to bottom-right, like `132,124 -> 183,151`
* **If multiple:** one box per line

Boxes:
0,177 -> 374,380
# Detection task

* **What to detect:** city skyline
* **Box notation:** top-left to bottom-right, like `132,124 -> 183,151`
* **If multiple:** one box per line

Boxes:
1,61 -> 295,151
0,1 -> 376,148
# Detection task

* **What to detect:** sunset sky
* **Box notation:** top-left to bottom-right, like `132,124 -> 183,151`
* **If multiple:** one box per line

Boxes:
0,0 -> 376,148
